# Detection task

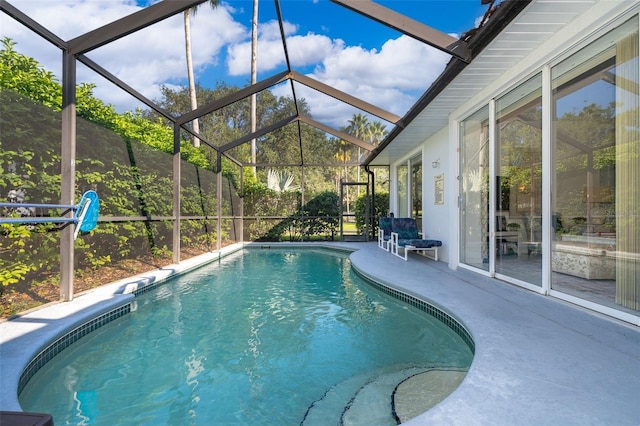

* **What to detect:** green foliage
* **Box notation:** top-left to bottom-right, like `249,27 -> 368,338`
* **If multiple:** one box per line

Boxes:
1,38 -> 210,169
355,192 -> 389,235
75,237 -> 111,269
0,223 -> 36,291
243,179 -> 339,241
0,40 -> 219,297
0,139 -> 62,291
302,190 -> 340,240
0,38 -> 61,108
0,38 -> 393,307
243,173 -> 301,240
267,169 -> 298,192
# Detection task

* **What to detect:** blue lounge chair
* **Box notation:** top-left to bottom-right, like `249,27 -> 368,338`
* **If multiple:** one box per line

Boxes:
390,217 -> 442,261
377,217 -> 393,251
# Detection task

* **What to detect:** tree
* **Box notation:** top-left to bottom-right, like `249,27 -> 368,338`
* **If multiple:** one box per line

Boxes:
333,136 -> 351,178
0,38 -> 61,108
346,113 -> 370,199
267,169 -> 298,192
184,0 -> 219,147
303,190 -> 340,240
250,0 -> 259,175
355,191 -> 389,236
347,113 -> 370,141
368,121 -> 388,146
347,112 -> 369,164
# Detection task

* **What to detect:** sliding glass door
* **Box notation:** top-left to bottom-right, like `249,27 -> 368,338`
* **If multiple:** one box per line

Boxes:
551,18 -> 639,313
460,106 -> 489,271
397,164 -> 408,218
411,155 -> 423,232
494,75 -> 543,286
458,16 -> 639,319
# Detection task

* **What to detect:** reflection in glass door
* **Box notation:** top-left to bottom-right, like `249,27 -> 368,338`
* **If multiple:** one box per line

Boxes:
456,16 -> 638,320
551,19 -> 639,313
397,164 -> 408,217
411,155 -> 422,231
495,75 -> 543,286
460,106 -> 489,271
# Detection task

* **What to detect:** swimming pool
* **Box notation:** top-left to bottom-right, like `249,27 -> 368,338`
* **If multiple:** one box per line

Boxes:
19,248 -> 473,425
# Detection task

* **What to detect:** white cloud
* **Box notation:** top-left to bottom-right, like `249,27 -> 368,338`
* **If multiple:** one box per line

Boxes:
2,1 -> 452,127
226,29 -> 340,76
270,34 -> 449,128
5,1 -> 141,40
84,4 -> 246,103
314,36 -> 449,93
2,1 -> 245,108
259,19 -> 297,39
286,33 -> 342,68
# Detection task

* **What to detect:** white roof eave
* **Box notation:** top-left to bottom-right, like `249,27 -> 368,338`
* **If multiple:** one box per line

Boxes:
367,0 -> 598,167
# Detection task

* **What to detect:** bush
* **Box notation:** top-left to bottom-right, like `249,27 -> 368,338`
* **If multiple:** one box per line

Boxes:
303,191 -> 340,240
355,192 -> 389,237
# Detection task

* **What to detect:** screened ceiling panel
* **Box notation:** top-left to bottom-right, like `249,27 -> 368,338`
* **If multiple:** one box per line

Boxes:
302,128 -> 370,167
76,61 -> 155,117
80,13 -> 187,101
0,0 -> 502,168
226,120 -> 302,165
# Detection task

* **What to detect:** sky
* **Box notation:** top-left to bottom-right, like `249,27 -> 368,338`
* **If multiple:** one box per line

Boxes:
1,0 -> 490,130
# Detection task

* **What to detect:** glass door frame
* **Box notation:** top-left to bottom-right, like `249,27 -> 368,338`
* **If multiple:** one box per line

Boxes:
456,12 -> 640,323
394,151 -> 423,224
458,96 -> 549,294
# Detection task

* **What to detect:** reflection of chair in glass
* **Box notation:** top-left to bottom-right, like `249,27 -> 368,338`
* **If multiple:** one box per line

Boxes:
377,217 -> 393,251
496,232 -> 519,255
495,215 -> 518,255
522,216 -> 542,257
497,215 -> 507,231
390,217 -> 442,261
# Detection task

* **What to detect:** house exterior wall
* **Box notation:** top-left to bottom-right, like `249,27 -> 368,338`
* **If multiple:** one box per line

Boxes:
421,127 -> 450,262
391,0 -> 639,324
453,1 -> 638,122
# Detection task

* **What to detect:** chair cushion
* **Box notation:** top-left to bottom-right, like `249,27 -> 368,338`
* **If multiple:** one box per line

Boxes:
391,218 -> 419,240
379,217 -> 393,236
398,239 -> 442,248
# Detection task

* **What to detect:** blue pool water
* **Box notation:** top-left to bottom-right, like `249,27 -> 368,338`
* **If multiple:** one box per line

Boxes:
19,249 -> 473,425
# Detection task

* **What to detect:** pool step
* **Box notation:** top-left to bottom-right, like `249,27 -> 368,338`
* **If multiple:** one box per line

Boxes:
301,364 -> 429,426
392,368 -> 468,423
301,371 -> 373,426
341,366 -> 431,426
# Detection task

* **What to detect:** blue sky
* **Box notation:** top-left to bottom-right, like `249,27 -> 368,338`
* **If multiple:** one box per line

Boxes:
2,0 -> 490,128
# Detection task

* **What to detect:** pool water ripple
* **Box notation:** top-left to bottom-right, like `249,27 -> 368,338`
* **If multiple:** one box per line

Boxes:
19,249 -> 472,425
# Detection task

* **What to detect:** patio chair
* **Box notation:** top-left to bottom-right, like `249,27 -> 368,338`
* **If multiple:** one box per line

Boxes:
390,217 -> 442,261
377,217 -> 393,251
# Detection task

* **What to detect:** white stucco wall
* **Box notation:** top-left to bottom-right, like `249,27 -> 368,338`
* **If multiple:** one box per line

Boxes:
420,126 -> 450,263
442,0 -> 639,274
389,0 -> 638,271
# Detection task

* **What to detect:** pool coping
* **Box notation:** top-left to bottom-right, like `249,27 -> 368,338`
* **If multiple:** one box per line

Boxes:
348,243 -> 640,425
0,244 -> 246,411
1,242 -> 639,424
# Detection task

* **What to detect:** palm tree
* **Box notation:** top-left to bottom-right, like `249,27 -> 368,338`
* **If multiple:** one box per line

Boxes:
347,113 -> 370,144
250,0 -> 259,176
368,121 -> 388,146
267,169 -> 298,192
184,0 -> 219,147
334,137 -> 352,212
334,139 -> 351,169
347,113 -> 370,194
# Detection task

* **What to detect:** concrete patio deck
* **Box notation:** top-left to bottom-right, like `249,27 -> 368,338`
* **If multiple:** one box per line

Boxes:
1,241 -> 639,425
349,242 -> 640,425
